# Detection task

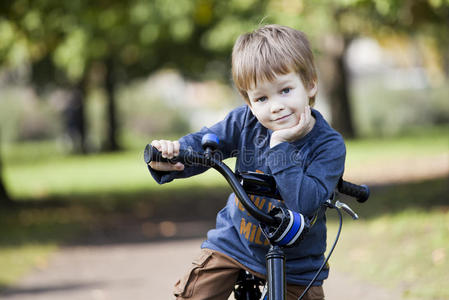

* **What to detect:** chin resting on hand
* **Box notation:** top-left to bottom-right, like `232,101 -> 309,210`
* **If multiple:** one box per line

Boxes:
270,106 -> 315,148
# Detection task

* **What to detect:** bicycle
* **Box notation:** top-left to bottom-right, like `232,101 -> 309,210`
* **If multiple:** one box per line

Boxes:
144,133 -> 369,300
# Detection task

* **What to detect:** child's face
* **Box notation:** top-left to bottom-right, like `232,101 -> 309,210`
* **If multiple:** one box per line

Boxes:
246,72 -> 317,132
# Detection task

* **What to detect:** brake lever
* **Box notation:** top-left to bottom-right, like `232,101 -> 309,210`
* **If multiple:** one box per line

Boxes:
326,192 -> 359,220
334,201 -> 359,220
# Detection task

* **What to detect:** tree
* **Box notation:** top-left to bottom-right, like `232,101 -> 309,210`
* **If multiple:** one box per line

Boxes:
0,2 -> 90,153
1,0 -> 270,151
3,0 -> 446,143
318,32 -> 356,138
0,129 -> 12,207
0,167 -> 10,207
264,0 -> 449,137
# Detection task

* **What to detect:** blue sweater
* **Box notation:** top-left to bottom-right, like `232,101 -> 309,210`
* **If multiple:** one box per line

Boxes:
149,105 -> 346,286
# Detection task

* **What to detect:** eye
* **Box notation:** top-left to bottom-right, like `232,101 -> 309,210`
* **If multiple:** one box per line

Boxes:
281,87 -> 291,95
256,96 -> 268,102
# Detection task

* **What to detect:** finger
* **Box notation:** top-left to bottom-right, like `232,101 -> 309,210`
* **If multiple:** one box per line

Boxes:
151,140 -> 162,151
304,106 -> 311,125
306,106 -> 313,125
297,111 -> 306,129
173,141 -> 181,156
159,140 -> 168,158
149,161 -> 184,171
173,162 -> 185,170
166,141 -> 174,159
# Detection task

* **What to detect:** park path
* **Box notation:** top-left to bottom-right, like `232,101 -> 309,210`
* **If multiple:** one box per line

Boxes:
0,238 -> 401,300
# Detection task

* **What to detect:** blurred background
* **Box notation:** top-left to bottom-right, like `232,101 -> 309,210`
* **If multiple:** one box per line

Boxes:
0,0 -> 448,299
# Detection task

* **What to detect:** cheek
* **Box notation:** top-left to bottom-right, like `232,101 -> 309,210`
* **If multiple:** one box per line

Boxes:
263,108 -> 274,123
254,106 -> 268,119
291,98 -> 308,114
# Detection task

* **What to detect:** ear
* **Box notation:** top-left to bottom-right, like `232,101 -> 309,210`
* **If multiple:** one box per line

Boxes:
307,81 -> 318,98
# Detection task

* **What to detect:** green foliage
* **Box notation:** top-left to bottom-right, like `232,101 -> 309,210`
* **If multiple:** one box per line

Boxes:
0,0 -> 273,84
1,0 -> 447,83
1,0 -> 448,147
201,17 -> 253,52
53,29 -> 88,81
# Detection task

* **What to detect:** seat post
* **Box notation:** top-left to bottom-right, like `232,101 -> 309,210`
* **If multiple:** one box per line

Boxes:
266,245 -> 286,300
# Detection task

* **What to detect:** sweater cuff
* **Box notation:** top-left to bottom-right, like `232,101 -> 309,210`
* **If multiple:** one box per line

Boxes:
147,165 -> 176,184
267,142 -> 301,174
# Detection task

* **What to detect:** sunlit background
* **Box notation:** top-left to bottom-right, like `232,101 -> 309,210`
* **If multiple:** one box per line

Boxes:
0,0 -> 448,299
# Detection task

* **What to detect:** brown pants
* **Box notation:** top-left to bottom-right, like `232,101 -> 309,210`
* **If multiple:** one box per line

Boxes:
174,248 -> 325,300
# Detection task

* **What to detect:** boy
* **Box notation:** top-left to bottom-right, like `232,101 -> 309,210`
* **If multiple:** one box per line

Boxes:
148,24 -> 345,300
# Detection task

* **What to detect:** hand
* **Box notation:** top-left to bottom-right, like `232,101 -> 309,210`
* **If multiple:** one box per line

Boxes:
148,140 -> 185,171
270,106 -> 315,148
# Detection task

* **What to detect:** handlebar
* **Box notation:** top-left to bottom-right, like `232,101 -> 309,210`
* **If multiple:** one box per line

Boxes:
144,144 -> 278,225
144,144 -> 370,225
337,178 -> 370,203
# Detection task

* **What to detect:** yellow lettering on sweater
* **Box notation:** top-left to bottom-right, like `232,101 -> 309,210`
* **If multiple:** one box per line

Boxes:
239,217 -> 269,245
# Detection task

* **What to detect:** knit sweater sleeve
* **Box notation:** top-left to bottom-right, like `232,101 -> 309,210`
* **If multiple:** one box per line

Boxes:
266,132 -> 346,217
148,105 -> 249,184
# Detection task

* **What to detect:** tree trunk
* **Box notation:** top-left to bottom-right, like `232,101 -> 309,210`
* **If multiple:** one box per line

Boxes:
0,130 -> 13,207
329,43 -> 355,138
0,173 -> 11,207
318,34 -> 356,138
104,58 -> 120,152
440,42 -> 449,78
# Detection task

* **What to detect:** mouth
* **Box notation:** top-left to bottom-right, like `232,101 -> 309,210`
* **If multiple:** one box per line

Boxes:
273,113 -> 292,122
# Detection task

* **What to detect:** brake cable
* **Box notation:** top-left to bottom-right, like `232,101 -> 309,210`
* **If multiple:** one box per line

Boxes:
297,200 -> 343,300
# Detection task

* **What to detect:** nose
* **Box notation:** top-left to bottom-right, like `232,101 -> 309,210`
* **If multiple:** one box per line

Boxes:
270,98 -> 285,114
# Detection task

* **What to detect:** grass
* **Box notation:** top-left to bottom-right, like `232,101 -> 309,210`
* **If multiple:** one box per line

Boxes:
0,244 -> 56,289
0,206 -> 88,289
3,146 -> 230,201
2,125 -> 448,201
0,125 -> 448,297
344,125 -> 448,172
327,178 -> 449,299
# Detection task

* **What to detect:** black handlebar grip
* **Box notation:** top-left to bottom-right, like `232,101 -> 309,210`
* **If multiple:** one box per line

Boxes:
338,178 -> 370,203
144,144 -> 167,164
144,144 -> 185,165
144,144 -> 207,167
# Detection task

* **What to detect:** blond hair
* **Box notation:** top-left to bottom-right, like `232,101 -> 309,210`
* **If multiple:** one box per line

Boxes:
232,24 -> 317,106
